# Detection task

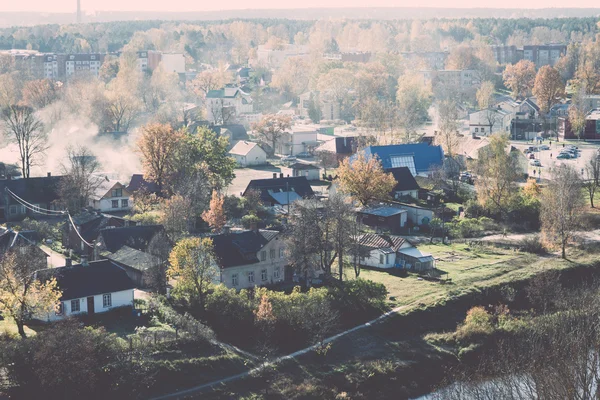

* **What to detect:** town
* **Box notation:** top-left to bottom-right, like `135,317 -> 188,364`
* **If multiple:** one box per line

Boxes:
1,6 -> 600,400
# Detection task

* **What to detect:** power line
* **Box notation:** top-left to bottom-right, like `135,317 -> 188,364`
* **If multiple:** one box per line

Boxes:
7,194 -> 64,217
5,188 -> 66,215
67,212 -> 94,248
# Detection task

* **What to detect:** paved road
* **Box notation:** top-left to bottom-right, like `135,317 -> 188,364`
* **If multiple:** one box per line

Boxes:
40,244 -> 66,268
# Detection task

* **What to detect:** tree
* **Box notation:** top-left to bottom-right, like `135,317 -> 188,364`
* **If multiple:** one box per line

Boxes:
532,66 -> 565,115
315,150 -> 338,178
428,218 -> 443,243
503,60 -> 536,99
436,98 -> 460,156
307,92 -> 322,123
337,152 -> 396,206
58,145 -> 104,212
146,231 -> 172,294
583,155 -> 600,208
137,123 -> 184,193
190,70 -> 226,97
396,73 -> 432,142
476,80 -> 495,110
2,104 -> 48,178
252,114 -> 292,157
568,85 -> 588,140
541,164 -> 584,259
160,194 -> 194,241
327,194 -> 359,281
202,191 -> 226,233
271,57 -> 310,99
0,249 -> 61,337
22,79 -> 57,110
168,237 -> 218,310
474,133 -> 520,217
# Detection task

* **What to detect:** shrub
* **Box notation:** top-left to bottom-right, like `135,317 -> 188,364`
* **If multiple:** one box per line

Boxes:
455,306 -> 494,342
519,235 -> 547,255
241,213 -> 261,229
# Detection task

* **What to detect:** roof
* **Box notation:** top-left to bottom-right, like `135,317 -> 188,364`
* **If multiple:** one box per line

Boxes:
211,229 -> 280,268
288,163 -> 320,170
269,191 -> 302,205
359,233 -> 407,252
522,98 -> 540,112
243,177 -> 315,205
0,176 -> 64,207
388,167 -> 420,192
98,225 -> 165,253
459,136 -> 491,160
128,174 -> 160,194
358,205 -> 407,218
398,246 -> 434,262
356,144 -> 444,174
71,212 -> 134,243
36,260 -> 135,301
229,141 -> 264,156
208,124 -> 249,141
91,178 -> 126,201
104,246 -> 162,272
0,228 -> 42,253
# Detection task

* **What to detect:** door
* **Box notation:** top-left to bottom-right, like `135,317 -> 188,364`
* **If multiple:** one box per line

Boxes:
87,297 -> 95,314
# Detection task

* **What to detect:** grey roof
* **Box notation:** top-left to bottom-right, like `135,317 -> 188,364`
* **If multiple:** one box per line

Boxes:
229,141 -> 263,156
358,206 -> 407,218
211,229 -> 280,268
359,233 -> 407,252
98,225 -> 165,253
103,246 -> 162,271
288,163 -> 320,170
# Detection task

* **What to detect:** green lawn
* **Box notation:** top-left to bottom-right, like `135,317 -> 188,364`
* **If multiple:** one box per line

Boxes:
0,319 -> 42,337
345,242 -> 571,312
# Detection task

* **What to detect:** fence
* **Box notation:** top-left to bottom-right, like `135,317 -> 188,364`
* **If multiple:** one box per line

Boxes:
127,328 -> 180,351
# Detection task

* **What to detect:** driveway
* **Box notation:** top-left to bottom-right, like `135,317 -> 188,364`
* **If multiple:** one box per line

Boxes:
40,244 -> 66,268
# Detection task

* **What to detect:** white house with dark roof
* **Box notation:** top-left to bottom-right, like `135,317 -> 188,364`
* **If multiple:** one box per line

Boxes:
35,259 -> 135,321
283,162 -> 321,181
89,178 -> 131,213
229,141 -> 267,167
357,233 -> 435,271
205,86 -> 253,124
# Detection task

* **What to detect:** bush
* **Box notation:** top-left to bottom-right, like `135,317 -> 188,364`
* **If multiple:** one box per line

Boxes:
448,217 -> 496,238
329,279 -> 388,326
519,235 -> 547,254
455,306 -> 494,342
130,211 -> 161,225
241,213 -> 261,229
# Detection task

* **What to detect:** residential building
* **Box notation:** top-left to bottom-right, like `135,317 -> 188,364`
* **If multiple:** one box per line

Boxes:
208,124 -> 250,149
298,92 -> 340,121
523,44 -> 566,67
213,229 -> 287,289
0,227 -> 48,267
357,233 -> 435,271
283,163 -> 321,181
243,175 -> 315,206
205,86 -> 253,124
274,125 -> 320,156
583,95 -> 600,111
420,69 -> 480,92
35,259 -> 135,321
89,179 -> 131,212
137,51 -> 149,73
323,52 -> 372,63
101,246 -> 165,288
254,44 -> 309,68
229,141 -> 268,167
94,225 -> 165,256
127,174 -> 161,196
469,108 -> 512,136
65,53 -> 104,78
559,110 -> 600,140
354,143 -> 445,177
388,167 -> 420,200
0,174 -> 63,222
314,136 -> 357,164
157,52 -> 186,74
400,51 -> 448,70
490,45 -> 519,65
356,205 -> 408,234
392,202 -> 435,226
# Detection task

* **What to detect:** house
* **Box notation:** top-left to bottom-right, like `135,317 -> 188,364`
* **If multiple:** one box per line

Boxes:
392,202 -> 436,226
523,44 -> 566,67
229,141 -> 268,167
63,212 -> 136,256
559,110 -> 600,140
357,233 -> 435,271
0,228 -> 49,267
314,136 -> 357,163
102,246 -> 164,288
356,205 -> 408,234
127,174 -> 161,196
205,86 -> 253,124
469,108 -> 512,136
355,143 -> 444,177
209,124 -> 250,149
0,174 -> 64,222
94,225 -> 165,255
283,163 -> 321,181
89,179 -> 131,213
35,258 -> 135,321
419,69 -> 480,92
298,91 -> 340,121
243,176 -> 315,206
273,125 -> 320,156
388,167 -> 420,200
213,229 -> 287,289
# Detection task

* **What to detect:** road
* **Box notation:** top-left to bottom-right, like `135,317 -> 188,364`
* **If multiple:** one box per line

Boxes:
40,244 -> 66,268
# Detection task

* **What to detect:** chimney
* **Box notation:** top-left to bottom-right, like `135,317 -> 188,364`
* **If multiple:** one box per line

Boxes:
280,173 -> 284,178
273,173 -> 277,179
65,258 -> 72,267
47,172 -> 51,177
80,255 -> 89,267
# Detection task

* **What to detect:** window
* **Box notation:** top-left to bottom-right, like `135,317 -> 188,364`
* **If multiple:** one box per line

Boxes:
102,294 -> 112,308
475,128 -> 479,133
261,251 -> 266,261
111,188 -> 123,198
121,199 -> 128,208
248,271 -> 255,283
261,269 -> 268,281
389,155 -> 417,175
231,274 -> 238,286
56,302 -> 64,315
112,200 -> 119,208
279,248 -> 284,259
71,299 -> 80,313
270,249 -> 276,259
481,127 -> 485,133
274,267 -> 280,279
9,205 -> 17,215
379,254 -> 384,264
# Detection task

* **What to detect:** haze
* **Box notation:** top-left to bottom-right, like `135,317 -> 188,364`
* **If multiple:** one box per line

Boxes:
3,0 -> 600,13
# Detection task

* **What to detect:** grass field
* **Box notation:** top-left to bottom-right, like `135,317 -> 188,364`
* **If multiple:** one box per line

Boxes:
0,319 -> 41,337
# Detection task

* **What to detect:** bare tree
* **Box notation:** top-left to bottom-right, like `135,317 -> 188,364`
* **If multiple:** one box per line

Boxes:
58,145 -> 104,213
252,114 -> 292,157
2,105 -> 48,178
436,98 -> 461,156
583,155 -> 600,208
541,164 -> 585,259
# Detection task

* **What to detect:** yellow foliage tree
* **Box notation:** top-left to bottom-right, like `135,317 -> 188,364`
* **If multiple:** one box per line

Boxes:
202,191 -> 226,233
337,152 -> 396,206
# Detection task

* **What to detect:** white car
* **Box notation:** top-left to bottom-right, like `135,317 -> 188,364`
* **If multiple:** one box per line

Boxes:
530,160 -> 542,167
539,145 -> 550,150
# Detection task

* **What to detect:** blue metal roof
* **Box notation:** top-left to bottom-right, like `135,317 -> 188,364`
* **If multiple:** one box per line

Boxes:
355,143 -> 444,174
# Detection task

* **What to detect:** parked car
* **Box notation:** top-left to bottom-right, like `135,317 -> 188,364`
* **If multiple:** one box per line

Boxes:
281,155 -> 297,163
296,152 -> 312,159
528,153 -> 536,159
557,153 -> 571,159
539,145 -> 550,150
530,160 -> 542,167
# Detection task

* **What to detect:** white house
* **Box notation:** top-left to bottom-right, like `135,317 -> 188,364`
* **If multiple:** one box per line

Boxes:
212,229 -> 288,289
89,179 -> 131,212
357,233 -> 435,271
206,86 -> 253,124
35,259 -> 135,321
469,108 -> 512,136
274,125 -> 319,156
283,162 -> 321,181
229,141 -> 268,167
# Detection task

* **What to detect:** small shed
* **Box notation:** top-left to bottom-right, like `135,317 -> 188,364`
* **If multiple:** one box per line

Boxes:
397,247 -> 435,271
357,205 -> 408,234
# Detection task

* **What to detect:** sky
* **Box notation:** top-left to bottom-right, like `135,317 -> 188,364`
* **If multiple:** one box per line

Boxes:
2,0 -> 600,13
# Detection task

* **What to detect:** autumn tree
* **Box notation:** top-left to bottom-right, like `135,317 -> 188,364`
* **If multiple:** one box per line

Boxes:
190,70 -> 227,97
475,133 -> 520,217
503,60 -> 536,99
58,145 -> 104,212
202,191 -> 226,233
337,152 -> 396,206
476,80 -> 495,110
2,104 -> 48,178
541,165 -> 584,259
160,194 -> 194,241
568,86 -> 588,140
271,57 -> 310,99
22,79 -> 58,110
137,123 -> 184,193
396,73 -> 432,142
252,114 -> 292,157
315,150 -> 338,177
0,249 -> 62,337
168,237 -> 218,310
533,66 -> 565,115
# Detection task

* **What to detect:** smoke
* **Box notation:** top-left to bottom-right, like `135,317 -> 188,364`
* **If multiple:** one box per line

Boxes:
0,108 -> 142,182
